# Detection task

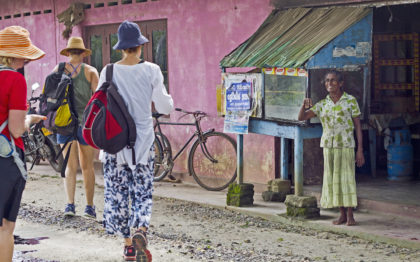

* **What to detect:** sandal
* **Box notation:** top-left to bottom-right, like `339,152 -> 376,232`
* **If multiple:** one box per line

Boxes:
132,229 -> 152,262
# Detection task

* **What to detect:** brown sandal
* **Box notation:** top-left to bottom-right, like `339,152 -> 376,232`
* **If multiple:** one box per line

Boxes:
132,230 -> 152,262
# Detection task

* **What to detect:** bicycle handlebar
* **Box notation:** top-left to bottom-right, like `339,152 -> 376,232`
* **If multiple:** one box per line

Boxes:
175,108 -> 207,116
28,96 -> 41,102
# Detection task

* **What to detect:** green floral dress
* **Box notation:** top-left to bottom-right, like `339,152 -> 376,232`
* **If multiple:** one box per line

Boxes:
311,92 -> 361,208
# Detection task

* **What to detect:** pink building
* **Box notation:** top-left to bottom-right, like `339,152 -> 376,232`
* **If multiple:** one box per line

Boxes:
0,0 -> 275,190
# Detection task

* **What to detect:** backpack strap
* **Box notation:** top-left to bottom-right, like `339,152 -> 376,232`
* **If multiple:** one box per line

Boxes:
0,120 -> 27,180
106,64 -> 136,165
58,62 -> 66,74
106,63 -> 114,82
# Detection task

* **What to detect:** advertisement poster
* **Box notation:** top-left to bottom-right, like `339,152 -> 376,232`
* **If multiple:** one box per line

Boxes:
220,73 -> 262,117
226,82 -> 251,111
223,111 -> 249,134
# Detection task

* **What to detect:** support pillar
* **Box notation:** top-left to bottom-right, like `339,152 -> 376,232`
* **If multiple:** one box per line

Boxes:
294,126 -> 303,196
227,134 -> 254,206
281,137 -> 289,180
237,134 -> 243,184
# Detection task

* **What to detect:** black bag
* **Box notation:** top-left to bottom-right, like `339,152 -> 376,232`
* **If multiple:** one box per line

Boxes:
39,62 -> 80,177
82,64 -> 137,165
40,62 -> 78,136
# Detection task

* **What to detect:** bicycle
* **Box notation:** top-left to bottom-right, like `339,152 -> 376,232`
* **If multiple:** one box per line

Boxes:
153,108 -> 237,191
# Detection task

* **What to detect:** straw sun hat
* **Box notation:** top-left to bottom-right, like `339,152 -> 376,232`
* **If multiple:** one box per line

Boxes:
0,26 -> 45,60
60,36 -> 92,56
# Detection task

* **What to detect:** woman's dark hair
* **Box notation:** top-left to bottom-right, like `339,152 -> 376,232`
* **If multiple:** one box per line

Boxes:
321,69 -> 344,90
67,49 -> 85,55
323,69 -> 344,82
123,46 -> 141,54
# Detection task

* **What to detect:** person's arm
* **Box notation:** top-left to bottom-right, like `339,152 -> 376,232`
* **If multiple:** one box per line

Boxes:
86,65 -> 99,93
151,66 -> 173,114
353,116 -> 365,167
8,110 -> 27,138
8,110 -> 46,138
298,98 -> 316,121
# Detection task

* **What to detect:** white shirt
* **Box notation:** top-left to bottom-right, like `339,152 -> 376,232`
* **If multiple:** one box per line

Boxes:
97,61 -> 173,168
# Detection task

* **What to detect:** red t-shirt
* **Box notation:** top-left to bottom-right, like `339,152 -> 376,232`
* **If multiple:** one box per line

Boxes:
0,69 -> 28,150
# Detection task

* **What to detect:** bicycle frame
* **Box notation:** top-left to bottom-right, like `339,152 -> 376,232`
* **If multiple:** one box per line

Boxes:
154,115 -> 216,163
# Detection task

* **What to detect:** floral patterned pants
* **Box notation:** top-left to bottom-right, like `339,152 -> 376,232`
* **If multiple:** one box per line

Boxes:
102,146 -> 154,238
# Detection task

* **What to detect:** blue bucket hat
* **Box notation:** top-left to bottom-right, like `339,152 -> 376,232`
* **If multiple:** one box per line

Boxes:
113,20 -> 149,50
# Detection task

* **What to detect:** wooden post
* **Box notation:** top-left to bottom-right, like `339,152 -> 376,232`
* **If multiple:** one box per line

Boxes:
281,137 -> 289,180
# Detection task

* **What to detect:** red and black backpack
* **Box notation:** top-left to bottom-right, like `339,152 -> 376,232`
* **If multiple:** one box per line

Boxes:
82,63 -> 136,164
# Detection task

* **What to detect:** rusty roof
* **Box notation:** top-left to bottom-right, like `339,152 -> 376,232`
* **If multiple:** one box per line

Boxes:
220,7 -> 371,68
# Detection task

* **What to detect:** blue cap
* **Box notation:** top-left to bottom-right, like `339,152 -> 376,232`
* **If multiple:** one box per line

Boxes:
113,20 -> 149,50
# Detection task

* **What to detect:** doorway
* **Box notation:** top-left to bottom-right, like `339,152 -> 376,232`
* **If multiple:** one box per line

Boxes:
85,19 -> 168,90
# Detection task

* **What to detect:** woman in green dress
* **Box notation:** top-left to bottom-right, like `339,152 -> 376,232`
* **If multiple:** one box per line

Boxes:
298,70 -> 365,226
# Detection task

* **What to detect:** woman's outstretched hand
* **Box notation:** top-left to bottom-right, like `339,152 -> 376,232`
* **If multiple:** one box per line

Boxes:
24,114 -> 47,130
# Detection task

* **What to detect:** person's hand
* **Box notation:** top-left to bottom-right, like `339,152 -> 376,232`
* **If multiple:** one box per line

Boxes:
25,114 -> 47,130
356,149 -> 365,167
303,98 -> 313,109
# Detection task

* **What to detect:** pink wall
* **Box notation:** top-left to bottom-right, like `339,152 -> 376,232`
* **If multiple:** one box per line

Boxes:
0,0 -> 275,187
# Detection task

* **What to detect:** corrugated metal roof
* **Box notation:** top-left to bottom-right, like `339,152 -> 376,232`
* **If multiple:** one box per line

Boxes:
220,7 -> 371,68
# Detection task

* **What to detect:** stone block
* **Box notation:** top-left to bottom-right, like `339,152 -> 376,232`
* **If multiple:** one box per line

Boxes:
261,191 -> 287,202
227,183 -> 254,207
228,183 -> 254,194
284,195 -> 317,208
271,179 -> 291,189
227,194 -> 254,206
286,206 -> 320,219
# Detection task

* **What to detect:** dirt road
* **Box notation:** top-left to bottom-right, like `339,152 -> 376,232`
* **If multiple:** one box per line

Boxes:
13,170 -> 420,262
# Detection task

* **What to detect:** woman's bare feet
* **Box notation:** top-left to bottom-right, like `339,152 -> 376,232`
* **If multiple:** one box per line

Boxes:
346,207 -> 356,226
332,216 -> 347,225
332,207 -> 347,225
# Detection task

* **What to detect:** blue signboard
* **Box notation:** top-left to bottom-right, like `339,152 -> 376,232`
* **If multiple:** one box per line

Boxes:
226,82 -> 251,111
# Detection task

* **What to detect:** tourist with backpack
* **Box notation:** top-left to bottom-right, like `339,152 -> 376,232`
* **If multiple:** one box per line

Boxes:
51,37 -> 99,219
96,21 -> 173,262
0,26 -> 46,262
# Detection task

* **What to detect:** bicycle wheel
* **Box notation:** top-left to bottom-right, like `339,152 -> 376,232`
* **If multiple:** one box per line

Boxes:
153,132 -> 172,181
188,132 -> 237,191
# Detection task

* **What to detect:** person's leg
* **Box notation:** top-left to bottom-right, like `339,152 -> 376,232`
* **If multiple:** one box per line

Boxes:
0,219 -> 15,262
131,146 -> 154,261
102,154 -> 132,259
346,207 -> 356,226
62,141 -> 79,205
333,207 -> 347,225
78,143 -> 95,207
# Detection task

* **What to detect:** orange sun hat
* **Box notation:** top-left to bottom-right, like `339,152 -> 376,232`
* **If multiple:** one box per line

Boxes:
0,26 -> 45,61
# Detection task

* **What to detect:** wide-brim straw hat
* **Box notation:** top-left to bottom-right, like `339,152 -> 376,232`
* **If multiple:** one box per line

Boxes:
113,20 -> 149,50
60,36 -> 91,56
0,26 -> 45,61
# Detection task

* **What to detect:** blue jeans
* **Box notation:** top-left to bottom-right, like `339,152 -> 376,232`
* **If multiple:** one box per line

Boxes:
56,126 -> 88,145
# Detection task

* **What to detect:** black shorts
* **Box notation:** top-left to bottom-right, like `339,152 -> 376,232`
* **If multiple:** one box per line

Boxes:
0,147 -> 26,226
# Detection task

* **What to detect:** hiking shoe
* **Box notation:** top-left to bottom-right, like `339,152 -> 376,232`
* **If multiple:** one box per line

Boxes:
84,205 -> 96,219
132,230 -> 152,262
123,245 -> 136,261
64,203 -> 75,217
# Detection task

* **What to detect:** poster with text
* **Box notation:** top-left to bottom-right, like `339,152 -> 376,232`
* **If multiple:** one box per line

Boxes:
226,82 -> 251,111
223,111 -> 249,134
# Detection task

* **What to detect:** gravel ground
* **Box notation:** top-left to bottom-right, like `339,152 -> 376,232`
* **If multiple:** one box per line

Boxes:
13,173 -> 420,262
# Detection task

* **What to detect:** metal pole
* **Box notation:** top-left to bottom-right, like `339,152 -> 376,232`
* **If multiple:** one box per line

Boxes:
294,126 -> 303,196
237,134 -> 244,184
